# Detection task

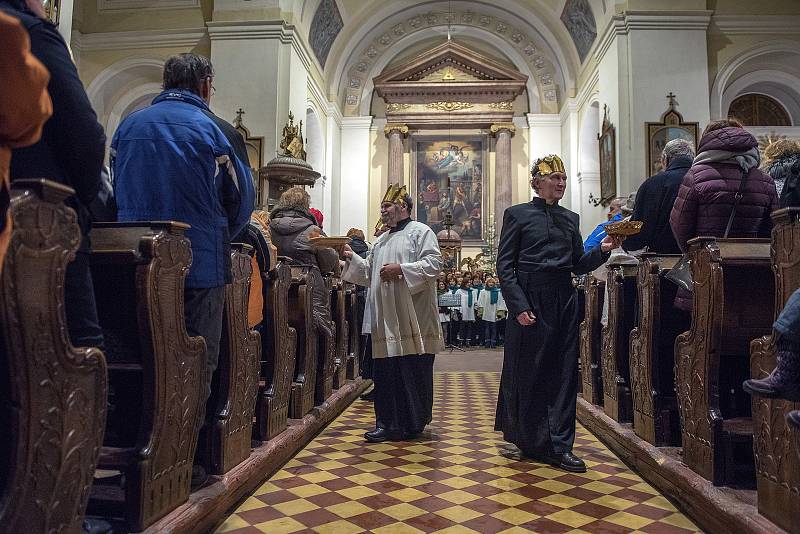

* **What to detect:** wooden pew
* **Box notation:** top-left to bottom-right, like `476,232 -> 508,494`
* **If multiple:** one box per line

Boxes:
87,221 -> 207,530
749,208 -> 800,532
0,180 -> 107,533
601,263 -> 638,423
253,259 -> 297,441
331,277 -> 349,389
288,265 -> 317,418
675,237 -> 773,486
579,274 -> 605,405
198,245 -> 262,475
345,283 -> 361,380
629,254 -> 685,446
316,274 -> 336,403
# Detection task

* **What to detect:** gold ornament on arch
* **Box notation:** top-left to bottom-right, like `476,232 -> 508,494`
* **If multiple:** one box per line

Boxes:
425,101 -> 474,112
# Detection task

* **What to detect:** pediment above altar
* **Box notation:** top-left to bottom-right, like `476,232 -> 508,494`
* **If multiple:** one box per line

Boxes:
373,41 -> 528,127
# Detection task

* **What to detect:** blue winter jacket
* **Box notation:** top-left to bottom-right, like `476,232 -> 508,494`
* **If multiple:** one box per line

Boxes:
583,212 -> 623,252
111,90 -> 255,288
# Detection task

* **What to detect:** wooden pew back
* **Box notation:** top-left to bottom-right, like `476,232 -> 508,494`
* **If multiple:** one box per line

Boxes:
200,245 -> 262,474
254,259 -> 296,441
580,274 -> 605,405
88,221 -> 206,530
750,208 -> 800,532
0,180 -> 107,533
288,265 -> 317,418
629,254 -> 683,446
345,283 -> 361,380
676,237 -> 773,485
601,263 -> 638,423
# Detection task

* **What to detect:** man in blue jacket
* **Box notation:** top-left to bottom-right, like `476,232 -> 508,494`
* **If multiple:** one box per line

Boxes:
111,54 -> 255,462
583,197 -> 624,251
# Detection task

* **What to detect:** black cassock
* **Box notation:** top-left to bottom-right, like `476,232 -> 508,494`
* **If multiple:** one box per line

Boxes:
494,198 -> 609,457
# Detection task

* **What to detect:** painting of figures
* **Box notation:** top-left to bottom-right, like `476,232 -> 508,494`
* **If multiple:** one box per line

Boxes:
414,137 -> 485,242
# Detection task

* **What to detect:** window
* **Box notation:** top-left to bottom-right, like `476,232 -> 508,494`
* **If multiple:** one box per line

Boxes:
729,94 -> 791,127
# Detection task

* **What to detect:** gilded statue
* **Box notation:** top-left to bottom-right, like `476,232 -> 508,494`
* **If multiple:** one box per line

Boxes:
279,111 -> 307,160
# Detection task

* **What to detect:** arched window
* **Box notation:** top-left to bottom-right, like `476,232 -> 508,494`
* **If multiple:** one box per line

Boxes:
729,94 -> 791,126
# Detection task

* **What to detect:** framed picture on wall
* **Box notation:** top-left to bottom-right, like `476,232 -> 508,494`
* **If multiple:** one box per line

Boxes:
646,93 -> 699,177
412,135 -> 487,243
597,105 -> 616,206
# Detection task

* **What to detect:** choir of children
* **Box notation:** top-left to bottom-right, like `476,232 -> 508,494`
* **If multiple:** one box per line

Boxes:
437,270 -> 507,348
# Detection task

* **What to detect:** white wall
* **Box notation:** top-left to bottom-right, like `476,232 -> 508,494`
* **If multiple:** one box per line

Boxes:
337,117 -> 372,235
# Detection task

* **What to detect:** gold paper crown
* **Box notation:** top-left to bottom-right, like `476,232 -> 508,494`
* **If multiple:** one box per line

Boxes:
532,155 -> 565,177
382,183 -> 408,206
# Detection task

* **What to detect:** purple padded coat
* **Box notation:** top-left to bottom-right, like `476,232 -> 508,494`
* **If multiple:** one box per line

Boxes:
669,127 -> 778,310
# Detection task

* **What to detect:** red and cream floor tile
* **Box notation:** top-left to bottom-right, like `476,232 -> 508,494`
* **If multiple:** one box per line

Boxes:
216,372 -> 699,534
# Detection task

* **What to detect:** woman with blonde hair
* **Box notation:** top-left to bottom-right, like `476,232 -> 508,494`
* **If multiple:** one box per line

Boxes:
269,186 -> 338,337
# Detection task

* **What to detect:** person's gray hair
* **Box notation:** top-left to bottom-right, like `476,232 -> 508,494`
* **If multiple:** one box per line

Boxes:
661,138 -> 695,165
163,53 -> 214,95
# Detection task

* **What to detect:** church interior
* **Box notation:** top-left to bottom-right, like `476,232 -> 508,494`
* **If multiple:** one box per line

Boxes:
3,0 -> 800,533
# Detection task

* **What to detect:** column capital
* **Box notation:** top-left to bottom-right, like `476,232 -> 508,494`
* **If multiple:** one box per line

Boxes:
490,123 -> 516,137
384,123 -> 409,137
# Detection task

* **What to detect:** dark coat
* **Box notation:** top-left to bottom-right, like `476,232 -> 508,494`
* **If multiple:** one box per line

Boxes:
669,127 -> 778,309
623,156 -> 691,254
1,2 -> 105,244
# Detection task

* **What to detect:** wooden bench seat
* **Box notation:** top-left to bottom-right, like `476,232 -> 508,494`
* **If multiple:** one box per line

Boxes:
676,237 -> 773,486
87,221 -> 206,531
0,179 -> 107,533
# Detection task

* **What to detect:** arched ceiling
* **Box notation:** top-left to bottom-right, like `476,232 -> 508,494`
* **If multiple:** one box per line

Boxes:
323,0 -> 583,116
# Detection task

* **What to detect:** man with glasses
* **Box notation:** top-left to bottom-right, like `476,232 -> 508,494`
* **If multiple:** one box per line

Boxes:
111,52 -> 255,487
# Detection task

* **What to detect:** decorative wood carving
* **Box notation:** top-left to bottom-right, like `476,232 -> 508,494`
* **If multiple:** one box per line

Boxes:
331,278 -> 349,390
288,265 -> 317,418
345,283 -> 360,380
316,274 -> 336,404
253,259 -> 296,441
601,264 -> 637,423
579,274 -> 605,405
203,245 -> 262,474
0,180 -> 107,533
675,237 -> 773,485
88,221 -> 206,530
629,254 -> 683,446
750,208 -> 800,532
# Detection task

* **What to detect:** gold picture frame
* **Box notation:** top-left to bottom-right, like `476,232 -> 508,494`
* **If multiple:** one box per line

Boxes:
597,104 -> 616,206
645,93 -> 699,176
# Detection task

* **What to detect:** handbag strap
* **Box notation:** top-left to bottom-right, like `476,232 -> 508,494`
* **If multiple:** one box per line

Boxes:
723,169 -> 749,239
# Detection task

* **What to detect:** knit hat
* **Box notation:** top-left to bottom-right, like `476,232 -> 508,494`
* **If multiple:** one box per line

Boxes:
309,207 -> 324,229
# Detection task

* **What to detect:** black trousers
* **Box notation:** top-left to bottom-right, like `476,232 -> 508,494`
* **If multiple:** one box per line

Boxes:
495,273 -> 579,457
360,334 -> 373,380
184,286 -> 225,404
373,354 -> 434,435
64,250 -> 104,349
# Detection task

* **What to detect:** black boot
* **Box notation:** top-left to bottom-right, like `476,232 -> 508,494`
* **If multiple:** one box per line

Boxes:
743,348 -> 800,401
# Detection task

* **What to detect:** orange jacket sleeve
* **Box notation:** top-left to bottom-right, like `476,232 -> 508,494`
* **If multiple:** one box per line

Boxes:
0,11 -> 53,149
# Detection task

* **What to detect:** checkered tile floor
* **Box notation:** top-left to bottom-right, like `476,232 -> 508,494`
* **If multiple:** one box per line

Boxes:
216,372 -> 699,533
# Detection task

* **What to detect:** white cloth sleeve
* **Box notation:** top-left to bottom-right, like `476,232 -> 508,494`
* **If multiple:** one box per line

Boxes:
342,252 -> 370,287
400,228 -> 442,294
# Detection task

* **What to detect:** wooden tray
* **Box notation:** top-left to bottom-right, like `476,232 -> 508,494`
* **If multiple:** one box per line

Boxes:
605,220 -> 644,237
309,236 -> 350,248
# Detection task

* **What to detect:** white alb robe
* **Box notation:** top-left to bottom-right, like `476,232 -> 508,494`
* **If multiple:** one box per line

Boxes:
476,289 -> 507,323
342,220 -> 444,358
457,288 -> 477,321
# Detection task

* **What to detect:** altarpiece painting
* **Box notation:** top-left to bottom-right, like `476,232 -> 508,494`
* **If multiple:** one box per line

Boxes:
414,137 -> 486,242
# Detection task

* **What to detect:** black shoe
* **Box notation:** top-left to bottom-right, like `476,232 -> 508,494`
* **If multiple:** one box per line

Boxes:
83,518 -> 113,534
788,410 -> 800,431
360,389 -> 375,401
555,452 -> 587,473
190,464 -> 209,489
364,427 -> 402,443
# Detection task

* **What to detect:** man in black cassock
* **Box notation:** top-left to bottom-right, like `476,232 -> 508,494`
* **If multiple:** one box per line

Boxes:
494,155 -> 622,472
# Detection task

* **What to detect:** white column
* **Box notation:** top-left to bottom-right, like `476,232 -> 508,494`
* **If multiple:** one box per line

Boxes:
325,103 -> 342,233
58,0 -> 75,48
337,116 -> 373,236
526,113 -> 562,201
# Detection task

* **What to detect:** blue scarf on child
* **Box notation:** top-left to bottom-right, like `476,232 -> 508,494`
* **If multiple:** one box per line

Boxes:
449,285 -> 459,294
464,287 -> 474,306
487,287 -> 500,305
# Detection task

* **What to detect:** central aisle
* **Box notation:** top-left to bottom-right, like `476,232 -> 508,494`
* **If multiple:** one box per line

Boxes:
217,370 -> 698,533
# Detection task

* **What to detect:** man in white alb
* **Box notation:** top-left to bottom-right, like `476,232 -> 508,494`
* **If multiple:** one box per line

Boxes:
337,184 -> 444,442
